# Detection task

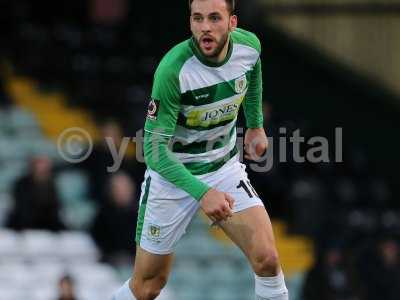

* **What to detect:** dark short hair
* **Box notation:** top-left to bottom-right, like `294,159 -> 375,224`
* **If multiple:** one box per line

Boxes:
189,0 -> 236,15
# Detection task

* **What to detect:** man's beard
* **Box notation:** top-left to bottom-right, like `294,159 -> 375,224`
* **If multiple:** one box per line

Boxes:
196,31 -> 230,59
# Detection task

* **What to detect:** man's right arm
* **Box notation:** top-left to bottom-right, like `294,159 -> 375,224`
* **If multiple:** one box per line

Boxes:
144,134 -> 234,221
144,62 -> 210,201
143,132 -> 210,201
144,58 -> 234,221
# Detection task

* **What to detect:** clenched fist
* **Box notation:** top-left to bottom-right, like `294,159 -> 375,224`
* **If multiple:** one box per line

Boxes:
200,188 -> 235,223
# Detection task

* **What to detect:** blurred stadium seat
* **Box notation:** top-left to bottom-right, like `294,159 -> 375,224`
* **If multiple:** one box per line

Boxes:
0,230 -> 120,300
0,229 -> 22,261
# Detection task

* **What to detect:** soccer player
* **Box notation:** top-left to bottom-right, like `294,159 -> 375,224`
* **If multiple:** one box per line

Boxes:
113,0 -> 288,299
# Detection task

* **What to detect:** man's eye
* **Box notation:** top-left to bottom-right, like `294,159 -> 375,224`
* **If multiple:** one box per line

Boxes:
193,16 -> 203,22
210,15 -> 221,22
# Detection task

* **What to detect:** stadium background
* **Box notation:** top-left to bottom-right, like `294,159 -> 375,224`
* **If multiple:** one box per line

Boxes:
0,0 -> 399,299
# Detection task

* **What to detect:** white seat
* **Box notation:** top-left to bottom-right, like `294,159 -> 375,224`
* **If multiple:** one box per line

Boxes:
20,230 -> 59,260
77,285 -> 120,300
0,263 -> 34,289
31,262 -> 66,287
70,263 -> 119,287
58,231 -> 100,262
0,287 -> 29,300
31,286 -> 58,300
0,229 -> 22,260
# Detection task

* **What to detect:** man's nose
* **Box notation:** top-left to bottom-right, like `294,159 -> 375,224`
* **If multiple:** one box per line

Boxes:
200,20 -> 211,32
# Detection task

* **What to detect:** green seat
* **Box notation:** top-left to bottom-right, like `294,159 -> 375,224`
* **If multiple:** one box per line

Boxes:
55,171 -> 89,203
27,139 -> 58,161
0,162 -> 27,193
9,108 -> 40,130
61,199 -> 96,230
0,139 -> 29,161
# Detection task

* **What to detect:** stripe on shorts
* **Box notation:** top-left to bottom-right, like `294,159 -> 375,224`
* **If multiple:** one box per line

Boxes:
135,176 -> 151,244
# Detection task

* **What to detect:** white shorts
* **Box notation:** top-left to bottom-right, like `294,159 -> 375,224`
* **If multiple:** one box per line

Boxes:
135,155 -> 264,255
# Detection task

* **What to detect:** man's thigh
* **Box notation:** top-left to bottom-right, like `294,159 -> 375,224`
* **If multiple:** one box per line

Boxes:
208,162 -> 280,273
218,205 -> 277,259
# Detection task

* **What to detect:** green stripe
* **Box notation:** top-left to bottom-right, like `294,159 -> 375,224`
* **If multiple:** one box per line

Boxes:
181,71 -> 252,106
184,147 -> 239,175
172,126 -> 236,154
135,176 -> 151,244
177,114 -> 236,131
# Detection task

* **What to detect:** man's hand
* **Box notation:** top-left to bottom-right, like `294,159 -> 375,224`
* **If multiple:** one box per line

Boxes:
200,188 -> 235,223
244,128 -> 268,161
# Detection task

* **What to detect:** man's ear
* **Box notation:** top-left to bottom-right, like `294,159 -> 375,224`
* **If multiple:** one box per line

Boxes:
230,15 -> 238,31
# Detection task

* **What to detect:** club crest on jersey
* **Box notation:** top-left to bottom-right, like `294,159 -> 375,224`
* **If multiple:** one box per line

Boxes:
147,99 -> 160,120
235,75 -> 247,94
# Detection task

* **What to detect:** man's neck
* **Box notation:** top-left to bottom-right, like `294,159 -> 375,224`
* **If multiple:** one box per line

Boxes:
208,37 -> 231,64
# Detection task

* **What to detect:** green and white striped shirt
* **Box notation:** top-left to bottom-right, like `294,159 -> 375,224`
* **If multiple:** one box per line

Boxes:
144,28 -> 263,200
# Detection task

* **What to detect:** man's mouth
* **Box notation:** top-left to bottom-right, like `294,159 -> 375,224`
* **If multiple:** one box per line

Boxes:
201,36 -> 214,50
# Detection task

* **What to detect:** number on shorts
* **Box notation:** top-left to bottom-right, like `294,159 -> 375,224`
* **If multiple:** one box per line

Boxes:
236,180 -> 259,198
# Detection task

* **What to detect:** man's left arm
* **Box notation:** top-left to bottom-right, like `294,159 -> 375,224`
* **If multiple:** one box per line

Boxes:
243,58 -> 268,160
243,58 -> 263,129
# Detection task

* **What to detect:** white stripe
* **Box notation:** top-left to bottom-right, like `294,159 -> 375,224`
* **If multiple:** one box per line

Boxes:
173,118 -> 236,144
181,92 -> 246,117
144,129 -> 173,137
174,131 -> 236,163
179,44 -> 259,93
